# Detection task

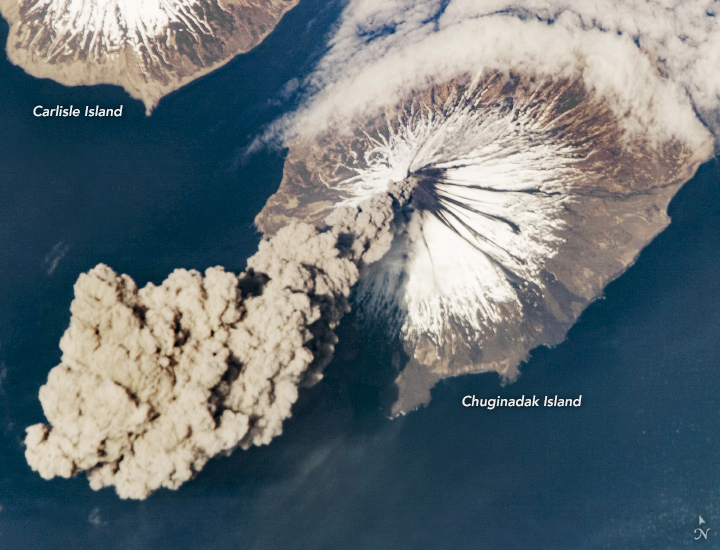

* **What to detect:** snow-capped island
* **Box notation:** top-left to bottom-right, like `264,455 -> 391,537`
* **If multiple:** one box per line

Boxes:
256,72 -> 712,415
0,0 -> 298,113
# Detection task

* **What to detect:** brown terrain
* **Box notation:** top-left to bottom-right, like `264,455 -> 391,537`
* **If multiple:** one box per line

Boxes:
0,0 -> 298,113
256,72 -> 712,414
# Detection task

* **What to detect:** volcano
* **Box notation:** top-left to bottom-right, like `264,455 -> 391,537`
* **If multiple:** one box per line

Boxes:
256,71 -> 712,414
0,0 -> 298,113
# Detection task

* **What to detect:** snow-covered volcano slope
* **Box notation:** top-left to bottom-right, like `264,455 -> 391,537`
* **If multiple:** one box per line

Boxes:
253,0 -> 720,415
257,71 -> 712,414
0,0 -> 298,112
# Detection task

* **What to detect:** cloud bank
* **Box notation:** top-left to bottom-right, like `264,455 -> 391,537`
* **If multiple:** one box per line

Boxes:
269,0 -> 717,149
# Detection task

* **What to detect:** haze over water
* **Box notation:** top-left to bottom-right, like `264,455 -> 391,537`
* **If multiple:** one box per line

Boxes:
1,0 -> 720,547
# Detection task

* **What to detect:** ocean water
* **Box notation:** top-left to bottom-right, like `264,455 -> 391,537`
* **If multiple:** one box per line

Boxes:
1,3 -> 720,548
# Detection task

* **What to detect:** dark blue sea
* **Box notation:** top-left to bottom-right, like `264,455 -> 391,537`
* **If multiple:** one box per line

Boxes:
1,3 -> 720,548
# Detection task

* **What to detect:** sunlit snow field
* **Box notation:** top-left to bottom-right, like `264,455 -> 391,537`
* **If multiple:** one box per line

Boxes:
1,0 -> 720,547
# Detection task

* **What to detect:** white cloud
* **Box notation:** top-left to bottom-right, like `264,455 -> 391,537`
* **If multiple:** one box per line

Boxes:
267,0 -> 716,150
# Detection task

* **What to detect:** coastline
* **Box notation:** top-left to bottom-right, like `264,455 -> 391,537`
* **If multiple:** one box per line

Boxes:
0,0 -> 299,114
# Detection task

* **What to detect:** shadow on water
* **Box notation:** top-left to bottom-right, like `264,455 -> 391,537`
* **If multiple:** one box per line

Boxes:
2,2 -> 720,544
183,158 -> 720,550
2,155 -> 719,549
323,311 -> 405,420
0,0 -> 349,547
179,308 -> 403,489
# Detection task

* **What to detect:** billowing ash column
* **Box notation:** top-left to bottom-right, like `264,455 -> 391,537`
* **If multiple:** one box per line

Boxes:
25,180 -> 415,500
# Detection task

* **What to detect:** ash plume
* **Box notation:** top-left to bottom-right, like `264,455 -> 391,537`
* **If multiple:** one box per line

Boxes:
25,181 -> 414,500
25,0 -> 720,495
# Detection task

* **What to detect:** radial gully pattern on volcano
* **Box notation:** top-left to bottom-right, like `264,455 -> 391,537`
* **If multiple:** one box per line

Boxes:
257,71 -> 712,414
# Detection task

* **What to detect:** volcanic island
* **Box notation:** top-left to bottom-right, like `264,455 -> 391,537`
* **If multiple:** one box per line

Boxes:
0,0 -> 298,113
256,72 -> 712,415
